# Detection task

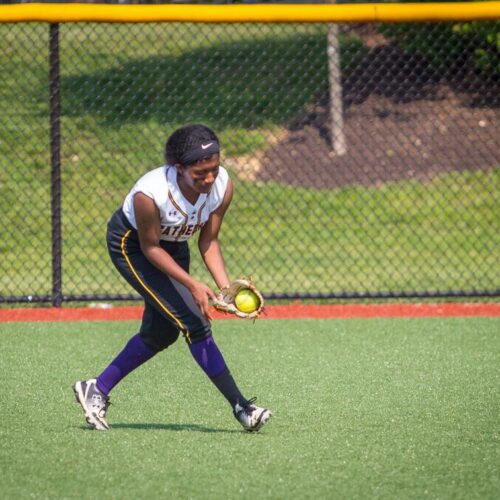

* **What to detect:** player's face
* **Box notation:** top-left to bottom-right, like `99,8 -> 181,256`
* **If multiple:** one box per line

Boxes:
179,154 -> 220,195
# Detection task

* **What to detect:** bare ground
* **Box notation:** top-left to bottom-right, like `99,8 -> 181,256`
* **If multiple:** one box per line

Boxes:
232,40 -> 500,190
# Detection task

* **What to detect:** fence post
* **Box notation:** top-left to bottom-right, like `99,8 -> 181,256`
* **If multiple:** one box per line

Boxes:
327,22 -> 346,156
49,23 -> 62,307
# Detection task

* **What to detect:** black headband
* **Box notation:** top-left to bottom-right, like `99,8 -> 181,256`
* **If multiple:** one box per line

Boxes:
179,141 -> 220,166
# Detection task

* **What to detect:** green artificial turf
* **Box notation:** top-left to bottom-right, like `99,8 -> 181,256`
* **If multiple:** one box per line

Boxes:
0,318 -> 499,499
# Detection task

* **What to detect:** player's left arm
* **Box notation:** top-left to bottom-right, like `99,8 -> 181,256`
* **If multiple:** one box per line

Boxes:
198,177 -> 233,289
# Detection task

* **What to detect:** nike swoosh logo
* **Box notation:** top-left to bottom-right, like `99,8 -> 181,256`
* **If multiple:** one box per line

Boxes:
201,143 -> 213,149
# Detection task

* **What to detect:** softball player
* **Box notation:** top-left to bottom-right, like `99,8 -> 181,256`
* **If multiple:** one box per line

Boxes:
73,124 -> 272,432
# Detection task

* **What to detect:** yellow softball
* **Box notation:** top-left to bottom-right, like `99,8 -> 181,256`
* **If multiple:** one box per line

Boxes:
234,288 -> 260,313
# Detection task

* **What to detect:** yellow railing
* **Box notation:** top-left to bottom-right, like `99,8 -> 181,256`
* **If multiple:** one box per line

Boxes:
0,2 -> 499,23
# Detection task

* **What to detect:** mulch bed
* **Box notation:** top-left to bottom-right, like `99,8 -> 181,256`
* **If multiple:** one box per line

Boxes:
256,43 -> 499,189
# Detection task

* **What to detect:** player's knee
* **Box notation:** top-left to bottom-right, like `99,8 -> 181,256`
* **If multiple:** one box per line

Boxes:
140,330 -> 180,352
185,323 -> 212,344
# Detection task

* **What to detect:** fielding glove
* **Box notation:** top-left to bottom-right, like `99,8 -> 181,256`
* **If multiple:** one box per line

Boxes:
212,278 -> 265,319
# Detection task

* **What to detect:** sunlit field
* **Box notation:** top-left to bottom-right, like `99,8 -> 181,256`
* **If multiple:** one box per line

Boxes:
1,317 -> 498,499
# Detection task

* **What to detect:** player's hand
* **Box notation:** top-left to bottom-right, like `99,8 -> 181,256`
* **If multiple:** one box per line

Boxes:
188,280 -> 216,321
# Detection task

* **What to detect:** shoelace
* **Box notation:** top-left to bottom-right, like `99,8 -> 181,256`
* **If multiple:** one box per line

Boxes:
99,398 -> 111,418
92,394 -> 111,417
242,397 -> 257,414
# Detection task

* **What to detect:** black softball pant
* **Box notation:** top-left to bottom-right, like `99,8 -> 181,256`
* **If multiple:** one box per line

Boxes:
106,208 -> 212,351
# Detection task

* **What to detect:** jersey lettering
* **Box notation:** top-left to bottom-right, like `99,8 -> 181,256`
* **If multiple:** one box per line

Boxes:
161,223 -> 204,238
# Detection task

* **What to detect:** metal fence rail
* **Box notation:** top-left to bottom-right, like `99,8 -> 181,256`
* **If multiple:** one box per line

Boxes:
0,6 -> 499,305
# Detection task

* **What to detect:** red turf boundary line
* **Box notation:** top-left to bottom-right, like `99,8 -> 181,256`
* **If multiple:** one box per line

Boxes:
0,303 -> 499,322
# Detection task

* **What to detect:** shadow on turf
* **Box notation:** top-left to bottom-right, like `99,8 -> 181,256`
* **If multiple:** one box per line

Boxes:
79,423 -> 240,433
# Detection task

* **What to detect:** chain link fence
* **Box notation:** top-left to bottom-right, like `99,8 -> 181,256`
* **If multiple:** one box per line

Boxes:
0,18 -> 499,304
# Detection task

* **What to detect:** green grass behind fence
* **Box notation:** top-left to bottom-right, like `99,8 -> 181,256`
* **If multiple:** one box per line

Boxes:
0,23 -> 498,298
2,167 -> 498,296
0,318 -> 499,499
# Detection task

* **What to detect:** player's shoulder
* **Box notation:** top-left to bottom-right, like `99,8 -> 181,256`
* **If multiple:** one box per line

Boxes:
212,165 -> 230,194
218,165 -> 229,181
140,165 -> 168,183
134,165 -> 168,190
129,165 -> 169,202
215,165 -> 230,188
206,165 -> 230,210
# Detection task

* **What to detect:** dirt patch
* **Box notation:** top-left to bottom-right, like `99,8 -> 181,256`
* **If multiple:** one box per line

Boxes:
1,303 -> 499,321
253,42 -> 499,190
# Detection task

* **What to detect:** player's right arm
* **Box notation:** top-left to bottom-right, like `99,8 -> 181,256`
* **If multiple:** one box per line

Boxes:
133,192 -> 215,320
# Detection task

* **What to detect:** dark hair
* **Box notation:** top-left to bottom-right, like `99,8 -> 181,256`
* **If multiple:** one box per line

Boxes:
165,124 -> 220,166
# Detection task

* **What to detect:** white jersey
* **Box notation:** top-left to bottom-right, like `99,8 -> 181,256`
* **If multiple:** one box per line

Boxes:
122,165 -> 229,242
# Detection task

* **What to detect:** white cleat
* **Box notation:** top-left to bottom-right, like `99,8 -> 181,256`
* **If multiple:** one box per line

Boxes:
73,379 -> 110,431
233,398 -> 272,432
